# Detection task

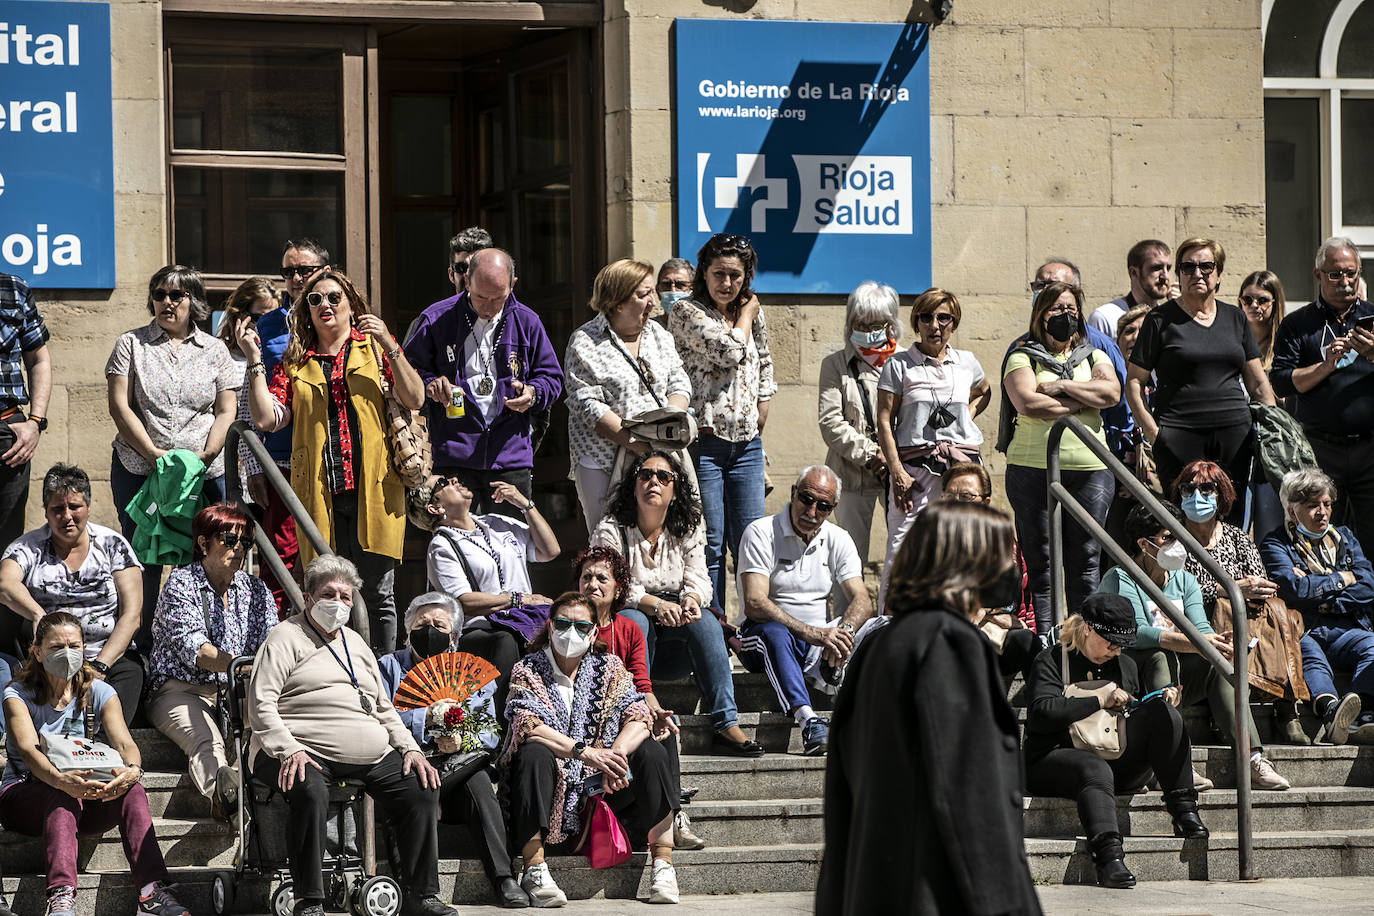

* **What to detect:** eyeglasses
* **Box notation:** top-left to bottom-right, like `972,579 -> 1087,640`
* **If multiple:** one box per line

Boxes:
151,289 -> 188,304
1030,280 -> 1081,293
551,617 -> 597,637
1153,533 -> 1178,546
1239,295 -> 1273,308
635,468 -> 676,486
279,265 -> 325,280
916,312 -> 954,327
1045,305 -> 1077,317
1179,261 -> 1217,276
1323,268 -> 1361,282
794,491 -> 835,514
217,530 -> 251,550
450,261 -> 470,276
947,491 -> 987,503
659,279 -> 692,292
306,290 -> 346,308
1180,482 -> 1218,496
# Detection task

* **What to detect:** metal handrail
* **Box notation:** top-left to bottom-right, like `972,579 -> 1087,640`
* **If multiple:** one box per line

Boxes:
1046,415 -> 1254,880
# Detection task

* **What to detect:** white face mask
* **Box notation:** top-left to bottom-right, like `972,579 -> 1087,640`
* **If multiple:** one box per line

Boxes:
1154,539 -> 1188,572
551,626 -> 593,660
42,646 -> 84,680
309,598 -> 352,632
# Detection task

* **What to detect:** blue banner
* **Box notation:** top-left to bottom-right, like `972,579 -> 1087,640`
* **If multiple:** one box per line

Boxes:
0,1 -> 113,288
674,19 -> 930,295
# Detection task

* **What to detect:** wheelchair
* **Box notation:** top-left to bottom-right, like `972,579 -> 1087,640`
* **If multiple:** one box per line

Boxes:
212,657 -> 401,916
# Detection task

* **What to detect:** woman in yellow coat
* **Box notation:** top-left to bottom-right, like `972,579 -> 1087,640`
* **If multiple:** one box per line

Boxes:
238,270 -> 424,653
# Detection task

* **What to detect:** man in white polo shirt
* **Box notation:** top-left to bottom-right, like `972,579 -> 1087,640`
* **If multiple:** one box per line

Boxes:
735,465 -> 871,756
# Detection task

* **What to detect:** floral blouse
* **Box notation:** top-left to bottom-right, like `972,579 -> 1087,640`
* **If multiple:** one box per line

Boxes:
667,297 -> 776,443
1182,522 -> 1266,616
590,516 -> 713,608
564,314 -> 691,473
147,562 -> 277,694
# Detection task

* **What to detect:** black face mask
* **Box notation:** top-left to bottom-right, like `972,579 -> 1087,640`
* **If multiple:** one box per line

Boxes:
409,624 -> 451,660
1046,312 -> 1079,343
980,563 -> 1021,610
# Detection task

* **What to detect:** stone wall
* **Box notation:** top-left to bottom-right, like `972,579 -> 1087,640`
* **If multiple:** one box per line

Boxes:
604,0 -> 1267,562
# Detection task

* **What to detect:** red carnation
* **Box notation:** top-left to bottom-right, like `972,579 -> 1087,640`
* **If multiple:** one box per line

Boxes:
443,706 -> 465,728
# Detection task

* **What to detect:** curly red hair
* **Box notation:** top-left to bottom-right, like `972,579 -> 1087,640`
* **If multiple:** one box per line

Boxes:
571,545 -> 631,611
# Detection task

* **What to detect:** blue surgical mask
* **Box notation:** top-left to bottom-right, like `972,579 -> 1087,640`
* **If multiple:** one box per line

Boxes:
849,327 -> 889,348
1297,521 -> 1331,540
659,290 -> 689,314
1181,490 -> 1218,523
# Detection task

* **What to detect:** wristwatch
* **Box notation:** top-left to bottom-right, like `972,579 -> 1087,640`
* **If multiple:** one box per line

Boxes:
29,415 -> 47,432
837,622 -> 857,635
89,659 -> 109,674
572,741 -> 587,759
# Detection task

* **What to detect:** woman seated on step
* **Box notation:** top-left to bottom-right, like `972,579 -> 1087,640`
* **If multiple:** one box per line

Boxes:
1024,594 -> 1206,890
377,591 -> 528,909
1173,460 -> 1311,746
410,475 -> 560,717
590,449 -> 763,758
147,503 -> 277,822
1099,503 -> 1291,791
500,591 -> 681,907
0,612 -> 190,916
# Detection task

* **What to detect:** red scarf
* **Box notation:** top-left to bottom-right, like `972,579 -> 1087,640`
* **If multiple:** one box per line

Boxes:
858,336 -> 897,369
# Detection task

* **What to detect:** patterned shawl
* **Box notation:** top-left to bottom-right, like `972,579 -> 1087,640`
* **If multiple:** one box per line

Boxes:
498,649 -> 651,844
1289,521 -> 1344,575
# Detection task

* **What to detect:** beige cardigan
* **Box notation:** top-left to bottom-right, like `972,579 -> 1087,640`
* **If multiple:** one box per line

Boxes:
817,346 -> 882,496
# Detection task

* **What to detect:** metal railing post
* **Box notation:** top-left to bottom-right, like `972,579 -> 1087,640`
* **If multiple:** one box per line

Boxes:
1045,415 -> 1254,880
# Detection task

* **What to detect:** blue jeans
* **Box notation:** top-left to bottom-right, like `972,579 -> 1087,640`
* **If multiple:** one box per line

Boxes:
110,451 -> 224,655
619,608 -> 739,732
1005,463 -> 1114,634
1249,480 -> 1285,543
1302,624 -> 1374,701
690,434 -> 766,618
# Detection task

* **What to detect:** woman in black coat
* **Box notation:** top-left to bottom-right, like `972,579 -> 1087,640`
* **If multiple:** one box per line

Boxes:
1023,593 -> 1206,890
816,501 -> 1041,916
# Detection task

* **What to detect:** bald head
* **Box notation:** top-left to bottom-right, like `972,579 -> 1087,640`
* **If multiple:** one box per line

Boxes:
467,248 -> 515,319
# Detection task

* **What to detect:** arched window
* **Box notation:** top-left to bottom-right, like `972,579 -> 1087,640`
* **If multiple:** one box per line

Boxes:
1264,0 -> 1374,300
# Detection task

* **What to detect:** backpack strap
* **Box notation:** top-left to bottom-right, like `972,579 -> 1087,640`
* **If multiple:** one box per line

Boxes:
619,524 -> 630,560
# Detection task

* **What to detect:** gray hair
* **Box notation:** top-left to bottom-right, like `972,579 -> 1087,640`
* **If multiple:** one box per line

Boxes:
845,281 -> 903,341
403,591 -> 463,639
795,464 -> 842,501
304,554 -> 363,595
146,264 -> 210,322
1035,257 -> 1082,288
450,227 -> 494,259
1279,467 -> 1337,511
41,463 -> 91,507
468,247 -> 516,285
658,258 -> 693,281
1316,236 -> 1361,270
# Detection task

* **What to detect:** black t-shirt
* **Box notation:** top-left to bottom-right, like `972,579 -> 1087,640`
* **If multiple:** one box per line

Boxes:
1129,299 -> 1259,429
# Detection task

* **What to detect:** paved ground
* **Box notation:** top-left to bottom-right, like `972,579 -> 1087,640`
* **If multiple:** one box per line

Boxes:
408,878 -> 1374,914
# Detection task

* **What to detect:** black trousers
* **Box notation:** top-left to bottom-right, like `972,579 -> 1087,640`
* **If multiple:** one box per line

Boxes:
1153,422 -> 1253,527
438,766 -> 513,884
106,653 -> 144,727
439,465 -> 532,520
1025,699 -> 1193,838
998,628 -> 1039,685
1310,434 -> 1374,552
457,620 -> 523,721
253,750 -> 439,900
0,425 -> 30,553
508,737 -> 679,850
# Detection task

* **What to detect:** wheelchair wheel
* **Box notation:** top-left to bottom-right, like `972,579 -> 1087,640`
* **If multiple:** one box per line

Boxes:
270,881 -> 295,916
350,875 -> 402,916
212,871 -> 235,914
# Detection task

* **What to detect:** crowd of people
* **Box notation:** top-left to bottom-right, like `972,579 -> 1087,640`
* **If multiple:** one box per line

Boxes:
0,228 -> 1371,914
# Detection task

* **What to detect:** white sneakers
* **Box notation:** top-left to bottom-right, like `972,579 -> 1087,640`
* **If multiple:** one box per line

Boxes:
648,860 -> 680,905
1251,754 -> 1291,791
520,862 -> 568,908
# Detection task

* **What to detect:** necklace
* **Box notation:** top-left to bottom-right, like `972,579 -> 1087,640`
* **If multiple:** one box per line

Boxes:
456,522 -> 506,592
461,308 -> 505,397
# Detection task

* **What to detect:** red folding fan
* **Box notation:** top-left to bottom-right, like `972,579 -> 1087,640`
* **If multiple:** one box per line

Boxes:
392,652 -> 500,710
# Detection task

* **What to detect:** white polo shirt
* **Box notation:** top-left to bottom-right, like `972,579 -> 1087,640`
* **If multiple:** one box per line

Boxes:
734,509 -> 862,628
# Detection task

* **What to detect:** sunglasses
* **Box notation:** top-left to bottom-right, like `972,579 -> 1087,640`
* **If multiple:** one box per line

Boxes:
1180,482 -> 1218,496
306,290 -> 346,308
947,491 -> 987,503
795,490 -> 835,514
279,265 -> 325,280
1238,294 -> 1273,307
451,262 -> 470,276
217,530 -> 251,550
636,467 -> 676,486
551,617 -> 597,637
714,233 -> 753,251
1030,280 -> 1081,293
151,289 -> 188,304
916,312 -> 954,327
1179,261 -> 1217,276
636,356 -> 657,386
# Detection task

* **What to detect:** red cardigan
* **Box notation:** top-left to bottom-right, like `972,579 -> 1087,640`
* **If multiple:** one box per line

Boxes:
597,614 -> 651,694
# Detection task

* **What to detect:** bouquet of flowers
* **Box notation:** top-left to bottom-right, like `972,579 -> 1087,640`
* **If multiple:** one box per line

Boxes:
426,698 -> 499,756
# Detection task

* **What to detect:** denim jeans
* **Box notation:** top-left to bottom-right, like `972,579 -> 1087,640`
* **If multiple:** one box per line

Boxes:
690,434 -> 766,617
619,607 -> 739,732
110,451 -> 224,654
1302,624 -> 1374,702
1005,463 -> 1114,633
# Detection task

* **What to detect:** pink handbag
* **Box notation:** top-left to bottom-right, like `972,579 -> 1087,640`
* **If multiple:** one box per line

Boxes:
579,796 -> 632,869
